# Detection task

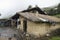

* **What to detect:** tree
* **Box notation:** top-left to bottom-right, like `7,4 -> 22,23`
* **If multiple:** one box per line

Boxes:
48,9 -> 54,15
57,3 -> 60,13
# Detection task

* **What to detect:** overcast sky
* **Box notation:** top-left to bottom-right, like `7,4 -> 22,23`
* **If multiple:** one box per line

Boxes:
0,0 -> 60,19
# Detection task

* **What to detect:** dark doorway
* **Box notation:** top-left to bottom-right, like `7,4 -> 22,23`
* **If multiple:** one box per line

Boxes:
23,19 -> 27,33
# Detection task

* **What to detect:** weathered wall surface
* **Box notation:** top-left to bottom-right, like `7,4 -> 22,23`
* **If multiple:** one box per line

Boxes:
19,17 -> 60,37
27,21 -> 60,36
27,21 -> 49,36
18,16 -> 24,30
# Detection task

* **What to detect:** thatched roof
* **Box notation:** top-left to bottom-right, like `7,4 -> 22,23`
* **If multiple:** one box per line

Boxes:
17,12 -> 60,23
37,14 -> 60,23
21,7 -> 46,15
11,13 -> 20,20
18,12 -> 41,22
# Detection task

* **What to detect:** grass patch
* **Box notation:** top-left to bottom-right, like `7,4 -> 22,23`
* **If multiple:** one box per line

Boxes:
50,13 -> 60,18
49,36 -> 60,40
54,14 -> 60,17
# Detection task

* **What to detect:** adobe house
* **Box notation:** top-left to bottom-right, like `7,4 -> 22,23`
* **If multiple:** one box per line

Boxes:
17,12 -> 60,36
14,7 -> 60,37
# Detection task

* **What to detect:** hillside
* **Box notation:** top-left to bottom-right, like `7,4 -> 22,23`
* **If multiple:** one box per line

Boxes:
42,4 -> 60,18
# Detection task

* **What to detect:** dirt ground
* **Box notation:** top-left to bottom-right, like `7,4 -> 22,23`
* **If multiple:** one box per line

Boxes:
0,37 -> 16,40
0,27 -> 17,40
0,27 -> 51,40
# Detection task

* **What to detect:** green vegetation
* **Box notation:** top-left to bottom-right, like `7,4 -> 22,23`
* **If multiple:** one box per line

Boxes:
43,3 -> 60,16
54,14 -> 60,17
50,36 -> 60,40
